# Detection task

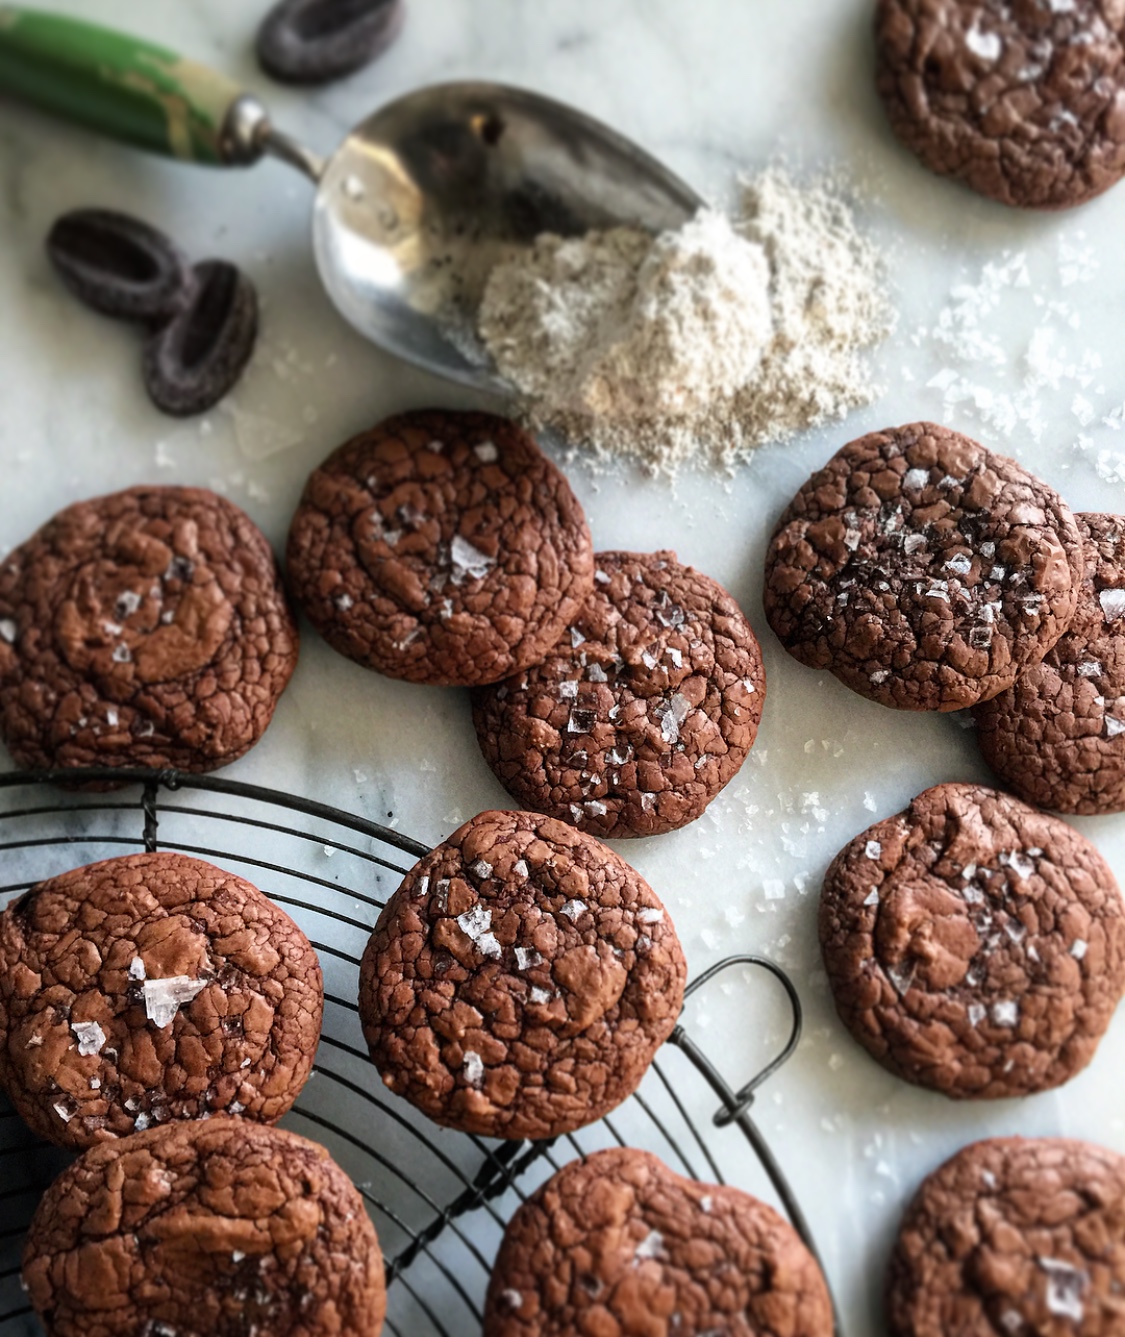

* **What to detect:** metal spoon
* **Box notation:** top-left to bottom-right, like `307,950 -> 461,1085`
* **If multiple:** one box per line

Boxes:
0,7 -> 702,395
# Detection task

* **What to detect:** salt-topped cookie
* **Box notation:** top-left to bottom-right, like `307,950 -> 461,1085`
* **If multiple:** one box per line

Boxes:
358,809 -> 686,1139
0,852 -> 323,1147
485,1147 -> 834,1336
286,409 -> 594,686
764,422 -> 1084,710
0,485 -> 298,776
471,550 -> 765,837
875,0 -> 1125,210
886,1137 -> 1125,1335
975,512 -> 1125,814
819,782 -> 1125,1098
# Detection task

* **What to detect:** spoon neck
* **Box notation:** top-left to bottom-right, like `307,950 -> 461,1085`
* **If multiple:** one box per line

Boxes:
220,94 -> 325,182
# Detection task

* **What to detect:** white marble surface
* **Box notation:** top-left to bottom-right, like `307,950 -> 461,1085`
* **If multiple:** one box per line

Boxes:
3,1 -> 1125,1332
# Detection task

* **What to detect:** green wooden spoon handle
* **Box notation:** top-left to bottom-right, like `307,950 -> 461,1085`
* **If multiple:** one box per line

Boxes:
0,5 -> 259,165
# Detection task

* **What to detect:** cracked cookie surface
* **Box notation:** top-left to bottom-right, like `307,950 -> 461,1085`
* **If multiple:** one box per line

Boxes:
0,485 -> 298,777
819,782 -> 1125,1098
471,550 -> 765,838
975,512 -> 1125,814
0,851 -> 323,1148
358,810 -> 686,1139
763,422 -> 1084,711
23,1115 -> 385,1337
875,0 -> 1125,209
886,1136 -> 1125,1336
285,409 -> 594,686
484,1146 -> 834,1336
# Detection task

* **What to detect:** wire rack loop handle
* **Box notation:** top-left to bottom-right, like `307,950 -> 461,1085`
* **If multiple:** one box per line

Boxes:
670,953 -> 802,1127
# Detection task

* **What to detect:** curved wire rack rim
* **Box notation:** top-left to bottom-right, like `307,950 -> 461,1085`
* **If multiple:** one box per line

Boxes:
0,765 -> 840,1337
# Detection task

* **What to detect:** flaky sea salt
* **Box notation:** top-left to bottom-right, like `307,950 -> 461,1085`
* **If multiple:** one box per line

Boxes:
71,1020 -> 107,1056
144,976 -> 207,1028
456,906 -> 502,958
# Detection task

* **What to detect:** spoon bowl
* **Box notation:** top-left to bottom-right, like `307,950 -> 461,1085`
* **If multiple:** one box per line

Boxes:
0,9 -> 703,396
311,82 -> 703,394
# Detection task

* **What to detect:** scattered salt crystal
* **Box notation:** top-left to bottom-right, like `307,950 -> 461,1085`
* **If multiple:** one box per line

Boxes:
450,535 -> 495,582
129,956 -> 146,980
112,644 -> 132,663
863,888 -> 880,907
654,692 -> 691,744
144,976 -> 207,1028
968,1003 -> 987,1026
71,1020 -> 107,1056
463,1051 -> 485,1087
584,800 -> 608,816
560,899 -> 586,921
53,1102 -> 72,1123
89,1077 -> 101,1089
570,627 -> 586,647
474,441 -> 498,462
232,1251 -> 246,1264
1038,1257 -> 1087,1323
991,1000 -> 1019,1027
865,840 -> 882,860
700,1195 -> 713,1213
500,1290 -> 522,1311
595,569 -> 610,584
568,707 -> 597,732
634,1229 -> 665,1260
529,986 -> 552,1004
945,553 -> 972,575
1102,588 -> 1125,622
0,618 -> 15,643
637,907 -> 664,924
904,468 -> 929,490
513,859 -> 530,879
456,906 -> 502,958
863,792 -> 877,812
559,679 -> 579,699
133,1112 -> 151,1131
1071,939 -> 1088,960
886,962 -> 915,995
469,859 -> 493,879
514,947 -> 543,970
966,24 -> 1002,59
999,850 -> 1035,880
587,662 -> 608,682
1077,661 -> 1102,677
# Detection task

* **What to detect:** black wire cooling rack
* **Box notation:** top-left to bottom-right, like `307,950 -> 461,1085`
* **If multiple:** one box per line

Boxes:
0,767 -> 837,1337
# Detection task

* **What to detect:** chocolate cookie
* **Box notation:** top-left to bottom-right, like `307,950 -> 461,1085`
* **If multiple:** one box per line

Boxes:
0,852 -> 323,1148
23,1116 -> 386,1337
286,410 -> 595,686
875,0 -> 1125,210
974,512 -> 1125,814
763,422 -> 1084,711
886,1136 -> 1125,1336
819,782 -> 1125,1098
483,1146 -> 834,1337
0,485 -> 298,776
471,550 -> 765,838
358,809 -> 686,1139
